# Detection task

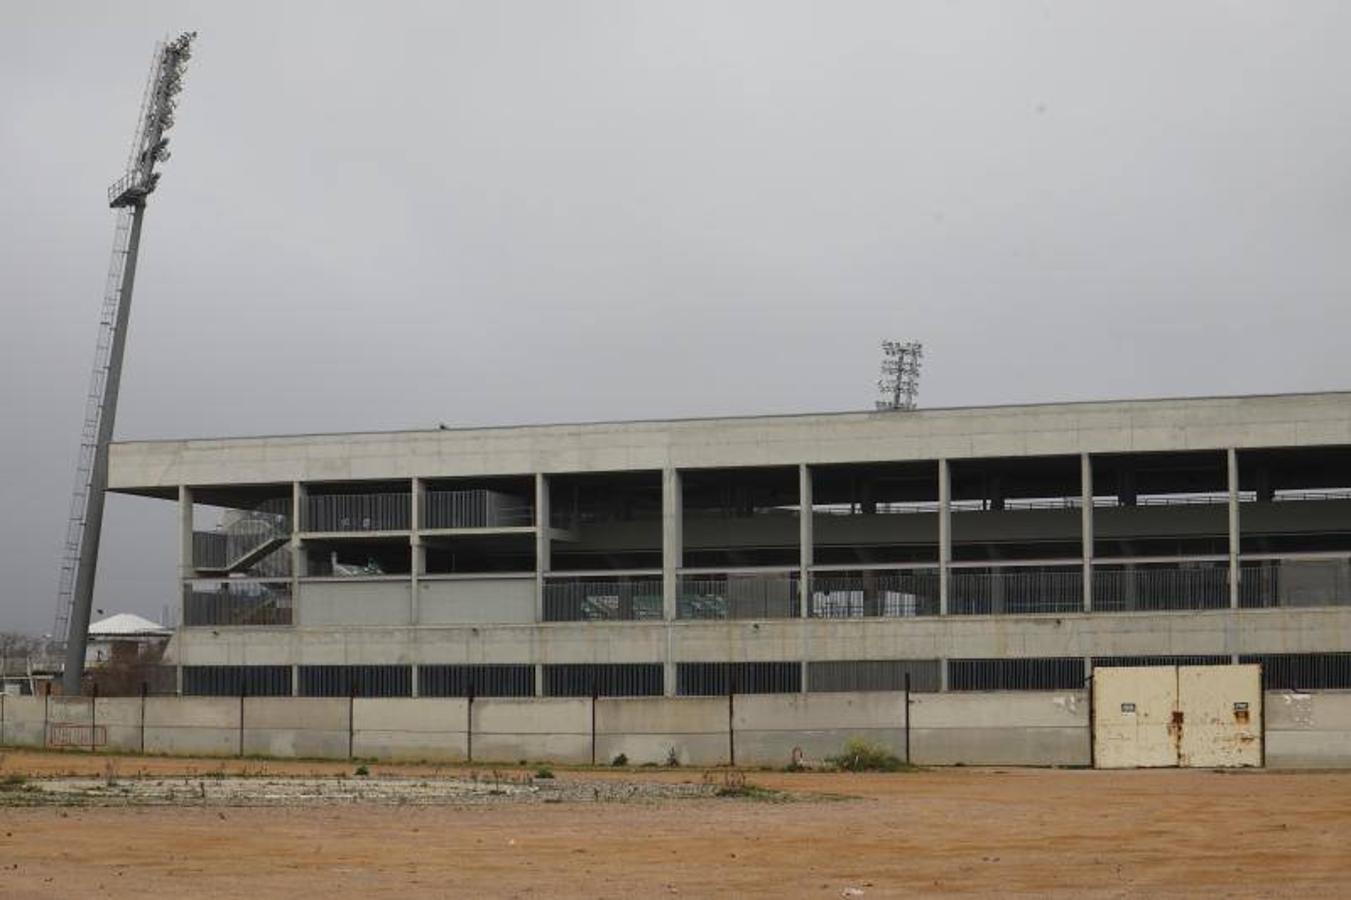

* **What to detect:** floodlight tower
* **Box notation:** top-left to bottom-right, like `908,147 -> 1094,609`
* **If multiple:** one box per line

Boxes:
875,340 -> 923,411
56,32 -> 197,693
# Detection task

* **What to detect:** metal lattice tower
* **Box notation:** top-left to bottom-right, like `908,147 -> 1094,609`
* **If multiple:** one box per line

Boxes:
55,32 -> 197,693
875,340 -> 923,411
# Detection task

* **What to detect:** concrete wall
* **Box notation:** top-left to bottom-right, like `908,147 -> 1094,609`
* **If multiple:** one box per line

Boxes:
909,691 -> 1090,766
299,579 -> 411,626
418,577 -> 535,625
168,606 -> 1351,668
353,698 -> 467,760
4,689 -> 1350,769
1264,690 -> 1351,768
108,392 -> 1351,490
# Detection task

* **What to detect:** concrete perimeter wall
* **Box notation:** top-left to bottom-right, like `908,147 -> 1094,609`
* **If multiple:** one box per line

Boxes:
2,690 -> 1348,769
1265,690 -> 1351,768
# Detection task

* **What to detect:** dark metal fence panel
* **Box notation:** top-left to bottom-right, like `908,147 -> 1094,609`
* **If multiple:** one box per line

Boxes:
543,663 -> 663,697
422,490 -> 533,529
947,657 -> 1085,691
303,493 -> 410,532
677,573 -> 800,620
807,659 -> 941,692
183,582 -> 292,626
183,665 -> 291,697
949,568 -> 1083,615
676,662 -> 802,696
1092,655 -> 1230,669
809,570 -> 940,618
1239,559 -> 1351,608
1239,653 -> 1351,690
1091,565 -> 1229,612
298,665 -> 413,697
419,664 -> 535,697
543,577 -> 664,621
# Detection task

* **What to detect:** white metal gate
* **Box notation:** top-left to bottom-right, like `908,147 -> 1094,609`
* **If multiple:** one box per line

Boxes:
1093,664 -> 1262,768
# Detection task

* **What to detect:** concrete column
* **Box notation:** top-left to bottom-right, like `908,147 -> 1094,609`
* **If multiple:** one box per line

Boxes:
411,664 -> 419,699
177,486 -> 192,694
410,477 -> 423,626
1228,448 -> 1240,609
290,482 -> 306,627
178,485 -> 194,582
535,663 -> 545,698
1081,454 -> 1093,613
662,468 -> 682,697
291,664 -> 299,698
799,464 -> 812,695
535,473 -> 550,623
799,464 -> 813,618
938,460 -> 951,615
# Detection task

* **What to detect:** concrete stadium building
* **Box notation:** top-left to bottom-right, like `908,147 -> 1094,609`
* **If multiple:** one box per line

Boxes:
107,391 -> 1351,699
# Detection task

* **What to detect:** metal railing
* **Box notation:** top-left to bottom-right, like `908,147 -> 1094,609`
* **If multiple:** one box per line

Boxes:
183,581 -> 292,626
809,569 -> 940,618
1239,558 -> 1351,608
192,500 -> 291,575
422,489 -> 533,529
949,568 -> 1083,615
543,577 -> 663,621
303,492 -> 410,532
677,572 -> 801,620
1091,565 -> 1229,612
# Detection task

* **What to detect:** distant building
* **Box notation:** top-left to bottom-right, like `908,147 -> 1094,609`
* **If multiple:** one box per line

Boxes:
86,613 -> 172,668
105,391 -> 1351,699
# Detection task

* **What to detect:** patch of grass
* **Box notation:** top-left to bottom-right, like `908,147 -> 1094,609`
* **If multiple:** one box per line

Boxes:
0,773 -> 28,790
610,753 -> 628,767
534,766 -> 554,780
354,765 -> 370,777
826,737 -> 916,773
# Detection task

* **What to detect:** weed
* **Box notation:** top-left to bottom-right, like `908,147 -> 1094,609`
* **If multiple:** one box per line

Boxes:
826,737 -> 915,773
354,765 -> 370,777
534,766 -> 554,780
0,773 -> 27,791
665,747 -> 681,768
611,753 -> 628,767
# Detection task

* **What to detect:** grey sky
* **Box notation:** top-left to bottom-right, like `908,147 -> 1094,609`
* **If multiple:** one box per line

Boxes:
2,2 -> 1348,634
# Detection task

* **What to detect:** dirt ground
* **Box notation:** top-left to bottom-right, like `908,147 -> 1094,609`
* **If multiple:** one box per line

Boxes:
1,751 -> 1348,898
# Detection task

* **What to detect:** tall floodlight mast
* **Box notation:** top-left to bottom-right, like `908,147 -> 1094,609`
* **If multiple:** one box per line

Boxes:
875,340 -> 923,411
56,32 -> 197,693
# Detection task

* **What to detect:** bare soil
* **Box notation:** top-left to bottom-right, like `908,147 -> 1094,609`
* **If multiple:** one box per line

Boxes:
1,750 -> 1348,898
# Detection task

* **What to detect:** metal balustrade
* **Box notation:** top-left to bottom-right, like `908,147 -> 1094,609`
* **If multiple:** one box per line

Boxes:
422,489 -> 533,529
193,500 -> 291,575
184,581 -> 292,626
809,570 -> 940,618
677,572 -> 801,620
1239,558 -> 1351,608
949,568 -> 1083,615
1091,565 -> 1229,611
303,492 -> 410,532
543,577 -> 663,621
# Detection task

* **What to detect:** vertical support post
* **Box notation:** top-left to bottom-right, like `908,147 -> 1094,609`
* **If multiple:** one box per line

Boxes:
177,485 -> 192,692
139,682 -> 147,754
90,683 -> 98,754
1228,448 -> 1241,609
410,476 -> 423,626
347,685 -> 355,761
799,464 -> 812,695
590,684 -> 598,767
535,473 -> 550,624
662,468 -> 682,697
727,687 -> 736,768
43,682 -> 50,749
290,482 -> 306,627
291,664 -> 299,698
238,687 -> 246,758
938,459 -> 952,616
1081,453 -> 1093,613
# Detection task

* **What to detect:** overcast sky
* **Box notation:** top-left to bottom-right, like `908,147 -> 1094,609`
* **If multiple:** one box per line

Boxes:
2,2 -> 1348,634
